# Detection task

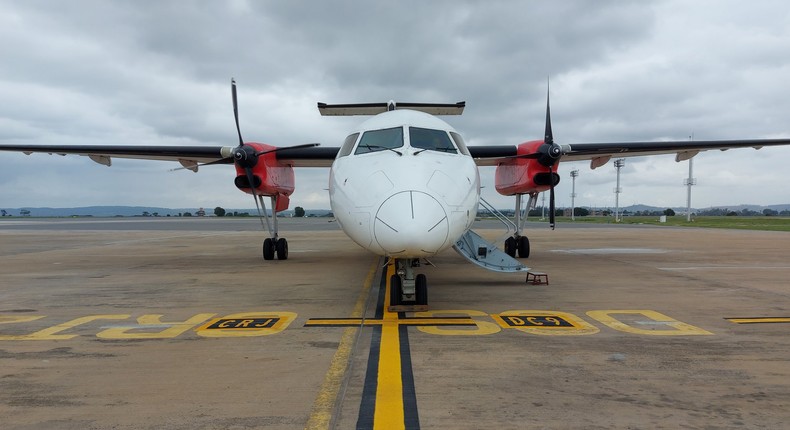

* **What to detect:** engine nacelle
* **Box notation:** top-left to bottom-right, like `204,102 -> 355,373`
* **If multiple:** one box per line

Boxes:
233,142 -> 295,212
495,140 -> 560,196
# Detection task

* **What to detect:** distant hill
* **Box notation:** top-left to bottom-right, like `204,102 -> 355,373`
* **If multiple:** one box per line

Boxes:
620,203 -> 790,213
0,206 -> 333,218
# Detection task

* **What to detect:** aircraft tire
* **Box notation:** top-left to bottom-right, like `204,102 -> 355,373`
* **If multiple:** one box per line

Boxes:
276,238 -> 288,260
390,275 -> 402,306
263,238 -> 275,260
517,236 -> 530,258
415,274 -> 427,305
504,237 -> 517,257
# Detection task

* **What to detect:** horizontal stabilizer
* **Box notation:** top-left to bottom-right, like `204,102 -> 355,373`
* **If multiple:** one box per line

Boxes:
318,101 -> 465,116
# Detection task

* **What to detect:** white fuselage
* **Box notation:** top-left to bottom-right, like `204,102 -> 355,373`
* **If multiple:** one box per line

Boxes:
329,110 -> 480,258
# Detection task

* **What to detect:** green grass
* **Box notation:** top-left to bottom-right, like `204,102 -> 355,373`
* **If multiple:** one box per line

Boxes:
546,216 -> 790,232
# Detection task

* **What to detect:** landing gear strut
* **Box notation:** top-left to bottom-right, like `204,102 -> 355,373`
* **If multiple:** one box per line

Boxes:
388,258 -> 428,310
504,193 -> 536,259
256,194 -> 288,261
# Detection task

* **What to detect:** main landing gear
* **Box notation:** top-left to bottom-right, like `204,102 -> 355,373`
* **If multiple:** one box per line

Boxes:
255,194 -> 288,261
388,258 -> 428,311
503,192 -> 537,259
504,235 -> 530,259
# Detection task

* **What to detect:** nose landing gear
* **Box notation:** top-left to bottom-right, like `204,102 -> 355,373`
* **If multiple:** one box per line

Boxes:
388,258 -> 429,312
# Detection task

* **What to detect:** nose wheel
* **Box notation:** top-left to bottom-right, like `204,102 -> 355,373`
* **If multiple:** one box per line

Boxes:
388,259 -> 429,311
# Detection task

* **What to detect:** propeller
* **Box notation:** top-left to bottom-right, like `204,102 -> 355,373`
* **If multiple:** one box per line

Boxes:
229,79 -> 267,226
501,87 -> 562,229
170,78 -> 317,173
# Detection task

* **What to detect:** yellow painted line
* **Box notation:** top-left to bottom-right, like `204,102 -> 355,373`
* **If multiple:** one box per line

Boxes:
304,317 -> 475,327
727,317 -> 790,324
374,261 -> 404,430
305,257 -> 379,430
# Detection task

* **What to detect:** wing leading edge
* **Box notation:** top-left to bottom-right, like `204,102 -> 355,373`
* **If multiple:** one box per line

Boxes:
0,144 -> 339,169
470,138 -> 790,167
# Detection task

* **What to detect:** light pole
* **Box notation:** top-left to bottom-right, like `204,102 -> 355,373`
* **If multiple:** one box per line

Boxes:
684,158 -> 697,222
570,169 -> 579,221
541,192 -> 546,220
614,159 -> 625,222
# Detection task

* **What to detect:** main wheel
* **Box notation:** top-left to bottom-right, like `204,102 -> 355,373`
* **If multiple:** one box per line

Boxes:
517,236 -> 530,258
415,274 -> 427,306
504,237 -> 517,257
276,238 -> 288,260
389,274 -> 402,307
263,238 -> 275,260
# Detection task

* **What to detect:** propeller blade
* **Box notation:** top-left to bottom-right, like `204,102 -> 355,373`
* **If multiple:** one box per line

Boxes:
232,78 -> 244,147
549,165 -> 556,230
504,152 -> 541,160
170,143 -> 323,172
544,85 -> 553,146
255,142 -> 321,156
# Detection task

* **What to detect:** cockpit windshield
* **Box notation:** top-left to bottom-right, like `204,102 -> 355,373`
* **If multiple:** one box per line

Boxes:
409,127 -> 457,154
354,127 -> 404,154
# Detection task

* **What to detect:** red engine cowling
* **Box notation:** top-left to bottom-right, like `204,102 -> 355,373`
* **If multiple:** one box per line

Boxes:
495,140 -> 560,196
233,143 -> 295,213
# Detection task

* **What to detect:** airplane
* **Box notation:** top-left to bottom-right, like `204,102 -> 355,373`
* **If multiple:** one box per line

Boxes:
3,79 -> 790,309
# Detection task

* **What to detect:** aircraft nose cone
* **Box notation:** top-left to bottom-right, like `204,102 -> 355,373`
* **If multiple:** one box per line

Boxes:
374,191 -> 449,256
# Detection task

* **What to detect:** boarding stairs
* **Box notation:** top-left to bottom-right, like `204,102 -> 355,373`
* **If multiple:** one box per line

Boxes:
452,198 -> 529,273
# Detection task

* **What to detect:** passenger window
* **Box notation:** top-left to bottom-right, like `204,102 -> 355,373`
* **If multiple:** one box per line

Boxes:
409,127 -> 457,154
337,133 -> 359,158
449,132 -> 470,156
355,127 -> 404,154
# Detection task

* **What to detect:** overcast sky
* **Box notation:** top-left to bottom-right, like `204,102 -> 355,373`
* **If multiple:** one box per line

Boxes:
2,0 -> 790,211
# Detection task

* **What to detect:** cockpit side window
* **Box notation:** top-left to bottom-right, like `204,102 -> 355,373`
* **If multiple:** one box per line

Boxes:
354,127 -> 404,154
449,132 -> 470,156
337,132 -> 359,158
409,127 -> 457,154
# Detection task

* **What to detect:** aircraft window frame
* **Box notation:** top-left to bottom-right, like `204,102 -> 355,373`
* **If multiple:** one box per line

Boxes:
449,132 -> 470,156
354,127 -> 404,155
409,127 -> 458,154
337,133 -> 360,158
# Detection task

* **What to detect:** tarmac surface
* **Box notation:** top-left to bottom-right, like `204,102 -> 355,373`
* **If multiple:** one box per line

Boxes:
1,217 -> 789,429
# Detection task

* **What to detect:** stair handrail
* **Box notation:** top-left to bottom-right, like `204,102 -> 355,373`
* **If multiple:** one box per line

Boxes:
479,197 -> 517,245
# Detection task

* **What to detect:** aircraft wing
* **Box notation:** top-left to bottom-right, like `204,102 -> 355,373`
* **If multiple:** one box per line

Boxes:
470,138 -> 790,167
0,144 -> 339,169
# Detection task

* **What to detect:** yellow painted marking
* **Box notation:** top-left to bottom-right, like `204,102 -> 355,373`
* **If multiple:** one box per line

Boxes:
305,257 -> 379,430
0,315 -> 47,340
304,317 -> 475,327
493,310 -> 599,336
587,310 -> 713,336
727,317 -> 790,324
374,261 -> 405,430
196,312 -> 296,337
97,313 -> 215,339
16,315 -> 130,340
414,310 -> 501,335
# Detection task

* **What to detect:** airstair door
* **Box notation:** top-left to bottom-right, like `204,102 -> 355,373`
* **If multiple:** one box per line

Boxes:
452,230 -> 529,273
